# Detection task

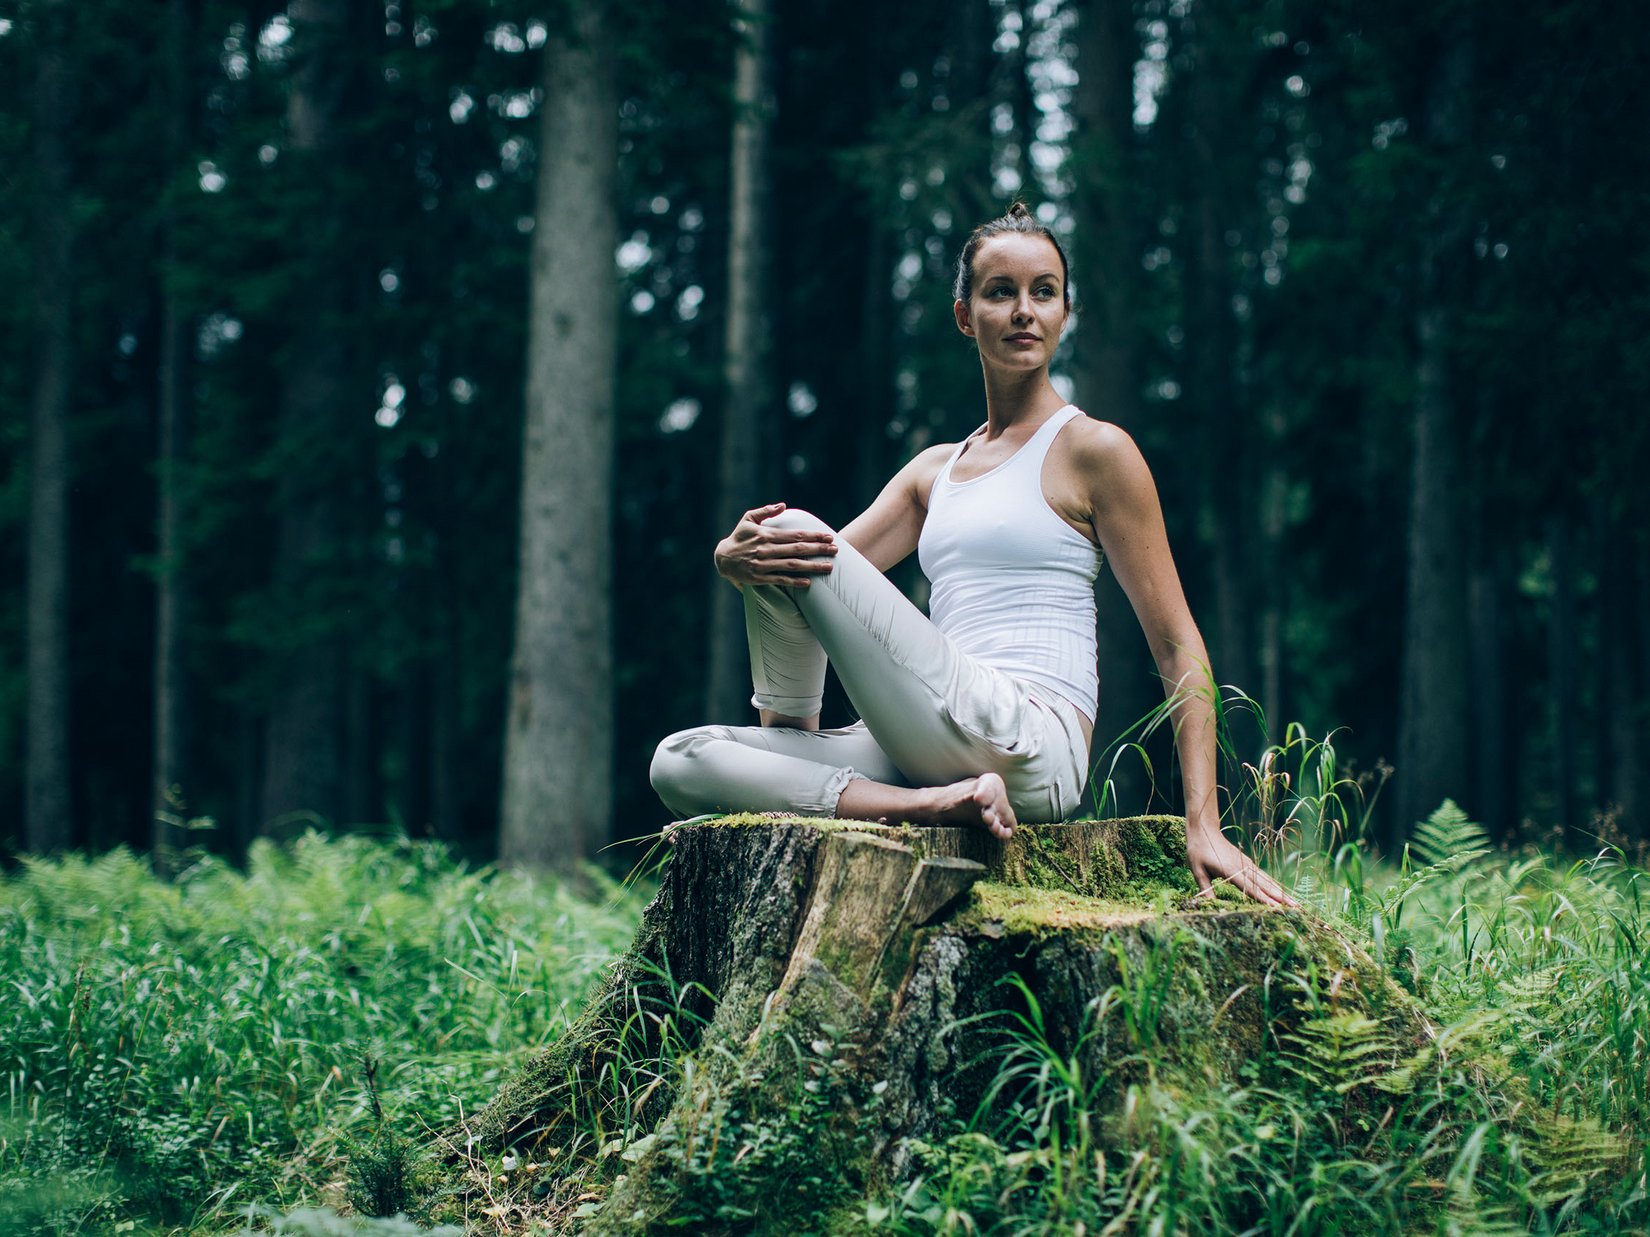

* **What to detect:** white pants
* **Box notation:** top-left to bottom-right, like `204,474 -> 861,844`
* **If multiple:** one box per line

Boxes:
650,510 -> 1091,822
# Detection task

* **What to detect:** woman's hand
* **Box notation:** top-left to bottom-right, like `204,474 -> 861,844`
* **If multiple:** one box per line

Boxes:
714,502 -> 837,588
1185,820 -> 1298,908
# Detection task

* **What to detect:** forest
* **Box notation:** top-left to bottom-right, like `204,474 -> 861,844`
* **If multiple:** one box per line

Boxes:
5,1 -> 1650,1233
3,0 -> 1648,869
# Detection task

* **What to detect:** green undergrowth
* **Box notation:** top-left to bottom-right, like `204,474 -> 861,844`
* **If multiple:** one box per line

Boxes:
459,807 -> 1648,1234
0,833 -> 649,1235
5,780 -> 1649,1235
870,806 -> 1649,1235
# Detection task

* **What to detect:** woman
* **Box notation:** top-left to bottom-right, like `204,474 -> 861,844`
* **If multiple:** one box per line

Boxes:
651,204 -> 1293,907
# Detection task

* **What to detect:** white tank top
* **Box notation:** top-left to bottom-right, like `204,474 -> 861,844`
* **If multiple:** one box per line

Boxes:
917,404 -> 1102,723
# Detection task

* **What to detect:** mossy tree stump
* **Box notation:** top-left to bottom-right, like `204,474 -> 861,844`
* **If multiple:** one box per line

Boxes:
446,817 -> 1433,1231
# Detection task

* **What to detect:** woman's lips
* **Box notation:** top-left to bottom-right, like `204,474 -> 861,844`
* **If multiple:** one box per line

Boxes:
1006,333 -> 1039,343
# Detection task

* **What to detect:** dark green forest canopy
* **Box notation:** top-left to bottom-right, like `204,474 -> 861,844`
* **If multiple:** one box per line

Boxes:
0,0 -> 1647,863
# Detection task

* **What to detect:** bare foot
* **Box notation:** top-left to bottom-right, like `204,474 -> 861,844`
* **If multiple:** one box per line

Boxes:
932,773 -> 1016,841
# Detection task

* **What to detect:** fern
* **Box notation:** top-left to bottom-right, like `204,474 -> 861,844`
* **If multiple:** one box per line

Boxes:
1410,799 -> 1492,869
1281,1012 -> 1400,1096
1376,801 -> 1493,937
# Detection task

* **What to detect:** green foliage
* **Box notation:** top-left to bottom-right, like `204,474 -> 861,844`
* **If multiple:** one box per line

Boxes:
0,833 -> 648,1234
343,1122 -> 428,1223
342,1058 -> 436,1223
636,1037 -> 861,1230
232,1207 -> 460,1236
3,806 -> 1647,1234
862,790 -> 1648,1235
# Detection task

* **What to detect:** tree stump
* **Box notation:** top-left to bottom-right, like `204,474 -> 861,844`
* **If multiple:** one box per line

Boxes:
446,816 -> 1435,1231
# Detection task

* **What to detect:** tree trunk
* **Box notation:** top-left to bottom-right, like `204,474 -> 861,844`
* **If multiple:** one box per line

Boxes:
1182,7 -> 1252,702
1070,0 -> 1159,813
705,0 -> 777,725
431,622 -> 459,840
1258,405 -> 1287,742
151,0 -> 194,871
342,664 -> 374,825
259,0 -> 353,830
1468,554 -> 1508,841
1630,540 -> 1650,846
1546,513 -> 1577,843
1006,0 -> 1035,194
851,215 -> 894,516
26,0 -> 75,854
1394,29 -> 1474,846
445,816 -> 1437,1229
499,0 -> 619,870
1593,509 -> 1641,843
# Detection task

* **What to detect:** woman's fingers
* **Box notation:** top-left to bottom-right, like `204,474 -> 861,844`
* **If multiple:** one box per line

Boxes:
757,537 -> 836,555
1189,834 -> 1299,909
762,531 -> 837,550
752,535 -> 836,568
755,550 -> 838,570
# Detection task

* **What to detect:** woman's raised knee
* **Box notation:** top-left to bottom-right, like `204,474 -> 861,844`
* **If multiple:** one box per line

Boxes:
763,507 -> 835,536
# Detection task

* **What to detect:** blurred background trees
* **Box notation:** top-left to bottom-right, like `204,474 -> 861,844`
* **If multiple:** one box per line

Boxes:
0,0 -> 1645,869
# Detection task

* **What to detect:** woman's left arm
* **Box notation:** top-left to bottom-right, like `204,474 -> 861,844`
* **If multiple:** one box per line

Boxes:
1075,422 -> 1296,908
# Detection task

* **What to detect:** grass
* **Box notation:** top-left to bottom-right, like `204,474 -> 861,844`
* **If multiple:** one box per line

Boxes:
869,797 -> 1647,1234
2,721 -> 1648,1234
0,833 -> 648,1234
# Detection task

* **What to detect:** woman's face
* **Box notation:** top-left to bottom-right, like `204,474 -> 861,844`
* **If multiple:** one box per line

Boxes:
953,233 -> 1069,373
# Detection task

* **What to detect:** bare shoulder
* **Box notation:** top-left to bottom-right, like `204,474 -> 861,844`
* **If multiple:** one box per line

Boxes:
903,440 -> 962,506
1059,416 -> 1154,499
1060,414 -> 1141,465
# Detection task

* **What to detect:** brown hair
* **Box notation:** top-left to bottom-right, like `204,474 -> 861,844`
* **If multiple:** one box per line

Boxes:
952,201 -> 1072,307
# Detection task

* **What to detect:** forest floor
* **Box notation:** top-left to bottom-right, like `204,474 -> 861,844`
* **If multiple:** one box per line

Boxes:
1,817 -> 1646,1235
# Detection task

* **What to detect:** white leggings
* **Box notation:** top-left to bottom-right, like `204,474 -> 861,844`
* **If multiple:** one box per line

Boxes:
649,510 -> 1091,822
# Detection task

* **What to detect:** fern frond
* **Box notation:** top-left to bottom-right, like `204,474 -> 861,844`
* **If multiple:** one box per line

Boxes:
1281,1013 -> 1400,1095
1411,800 -> 1491,869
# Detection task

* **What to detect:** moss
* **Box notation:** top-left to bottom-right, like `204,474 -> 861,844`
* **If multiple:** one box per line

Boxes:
960,880 -> 1266,939
700,811 -> 852,831
1113,816 -> 1182,885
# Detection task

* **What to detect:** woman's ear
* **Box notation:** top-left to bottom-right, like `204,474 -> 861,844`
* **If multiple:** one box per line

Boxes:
954,298 -> 974,337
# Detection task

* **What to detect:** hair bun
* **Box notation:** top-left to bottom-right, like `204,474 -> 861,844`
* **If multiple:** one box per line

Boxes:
1007,200 -> 1031,220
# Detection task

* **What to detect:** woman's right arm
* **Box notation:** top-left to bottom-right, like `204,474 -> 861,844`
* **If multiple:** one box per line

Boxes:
714,443 -> 951,587
839,443 -> 953,572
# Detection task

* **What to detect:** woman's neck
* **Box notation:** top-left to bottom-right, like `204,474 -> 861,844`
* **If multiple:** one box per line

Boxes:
980,367 -> 1068,437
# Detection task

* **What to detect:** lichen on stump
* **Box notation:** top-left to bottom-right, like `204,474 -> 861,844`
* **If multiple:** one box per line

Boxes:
440,816 -> 1440,1230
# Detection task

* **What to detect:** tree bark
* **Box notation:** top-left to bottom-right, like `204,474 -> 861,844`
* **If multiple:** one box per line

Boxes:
1006,0 -> 1035,194
1629,538 -> 1650,846
705,0 -> 777,725
151,0 -> 195,870
499,0 -> 619,870
1468,554 -> 1508,841
1258,405 -> 1287,741
1593,509 -> 1641,843
1070,0 -> 1160,812
1394,27 -> 1474,846
1182,5 -> 1253,703
26,0 -> 75,854
445,816 -> 1434,1229
259,0 -> 353,830
1546,512 -> 1577,843
342,664 -> 374,825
